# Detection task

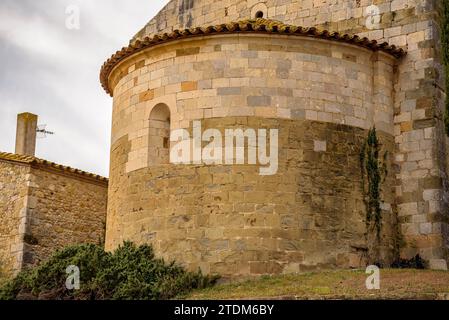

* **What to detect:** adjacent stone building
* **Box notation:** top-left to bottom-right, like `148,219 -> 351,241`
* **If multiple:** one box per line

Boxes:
0,114 -> 108,277
100,0 -> 449,277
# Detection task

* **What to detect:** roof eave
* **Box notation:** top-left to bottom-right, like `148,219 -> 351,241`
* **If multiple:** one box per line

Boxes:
100,18 -> 407,96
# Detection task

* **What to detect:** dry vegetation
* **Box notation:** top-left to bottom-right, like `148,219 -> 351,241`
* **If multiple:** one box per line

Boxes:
186,269 -> 449,300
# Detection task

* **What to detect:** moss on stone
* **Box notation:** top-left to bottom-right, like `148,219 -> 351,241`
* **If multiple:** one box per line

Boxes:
442,1 -> 449,135
360,128 -> 387,239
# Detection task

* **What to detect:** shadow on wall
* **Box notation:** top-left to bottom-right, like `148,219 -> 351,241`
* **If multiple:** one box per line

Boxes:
148,103 -> 171,166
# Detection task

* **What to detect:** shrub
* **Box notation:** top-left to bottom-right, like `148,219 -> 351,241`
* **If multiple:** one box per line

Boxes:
391,254 -> 428,270
0,242 -> 218,300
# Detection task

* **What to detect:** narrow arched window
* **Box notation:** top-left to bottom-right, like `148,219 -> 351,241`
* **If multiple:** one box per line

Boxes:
148,103 -> 170,165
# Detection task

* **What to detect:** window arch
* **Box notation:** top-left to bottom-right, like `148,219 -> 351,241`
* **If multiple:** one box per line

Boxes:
148,103 -> 171,166
251,3 -> 268,19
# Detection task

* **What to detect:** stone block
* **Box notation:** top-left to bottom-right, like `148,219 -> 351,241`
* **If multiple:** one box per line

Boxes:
429,259 -> 448,271
181,81 -> 198,92
313,140 -> 327,152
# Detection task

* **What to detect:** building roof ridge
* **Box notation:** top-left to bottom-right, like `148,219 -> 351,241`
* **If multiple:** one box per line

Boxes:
100,18 -> 407,96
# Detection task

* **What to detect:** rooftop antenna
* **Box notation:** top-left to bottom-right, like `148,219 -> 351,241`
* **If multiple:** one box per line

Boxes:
36,124 -> 55,139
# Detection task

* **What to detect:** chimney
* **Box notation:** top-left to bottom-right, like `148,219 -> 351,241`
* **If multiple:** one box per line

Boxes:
15,113 -> 38,156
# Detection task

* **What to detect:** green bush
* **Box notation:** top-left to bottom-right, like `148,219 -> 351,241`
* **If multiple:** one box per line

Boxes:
391,254 -> 428,269
0,242 -> 218,300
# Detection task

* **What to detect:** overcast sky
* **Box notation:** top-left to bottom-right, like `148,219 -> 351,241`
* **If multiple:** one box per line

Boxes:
0,0 -> 169,177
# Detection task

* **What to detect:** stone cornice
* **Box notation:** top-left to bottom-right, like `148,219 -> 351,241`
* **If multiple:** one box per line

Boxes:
100,18 -> 406,97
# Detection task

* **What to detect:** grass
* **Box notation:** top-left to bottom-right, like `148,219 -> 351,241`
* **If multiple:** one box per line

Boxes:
185,269 -> 449,300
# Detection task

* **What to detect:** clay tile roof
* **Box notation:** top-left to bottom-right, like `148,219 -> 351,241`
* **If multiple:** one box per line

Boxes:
100,18 -> 407,96
0,151 -> 108,183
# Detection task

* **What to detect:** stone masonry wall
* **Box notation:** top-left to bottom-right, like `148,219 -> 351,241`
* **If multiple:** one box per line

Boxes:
106,117 -> 397,277
0,161 -> 29,278
0,159 -> 108,276
105,21 -> 402,276
127,0 -> 449,268
22,167 -> 108,267
108,34 -> 396,173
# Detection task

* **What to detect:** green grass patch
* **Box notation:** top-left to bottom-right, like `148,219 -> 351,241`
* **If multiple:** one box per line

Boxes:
186,269 -> 449,300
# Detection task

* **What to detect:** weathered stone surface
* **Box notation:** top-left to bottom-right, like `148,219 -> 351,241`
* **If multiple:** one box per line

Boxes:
109,34 -> 396,174
106,117 -> 397,278
429,259 -> 448,271
0,159 -> 108,277
0,161 -> 29,278
103,0 -> 449,276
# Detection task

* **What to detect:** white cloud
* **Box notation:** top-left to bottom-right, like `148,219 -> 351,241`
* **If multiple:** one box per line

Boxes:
0,0 -> 169,177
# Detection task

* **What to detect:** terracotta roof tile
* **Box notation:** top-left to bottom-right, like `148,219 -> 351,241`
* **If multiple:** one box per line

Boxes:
0,151 -> 108,183
100,18 -> 407,96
